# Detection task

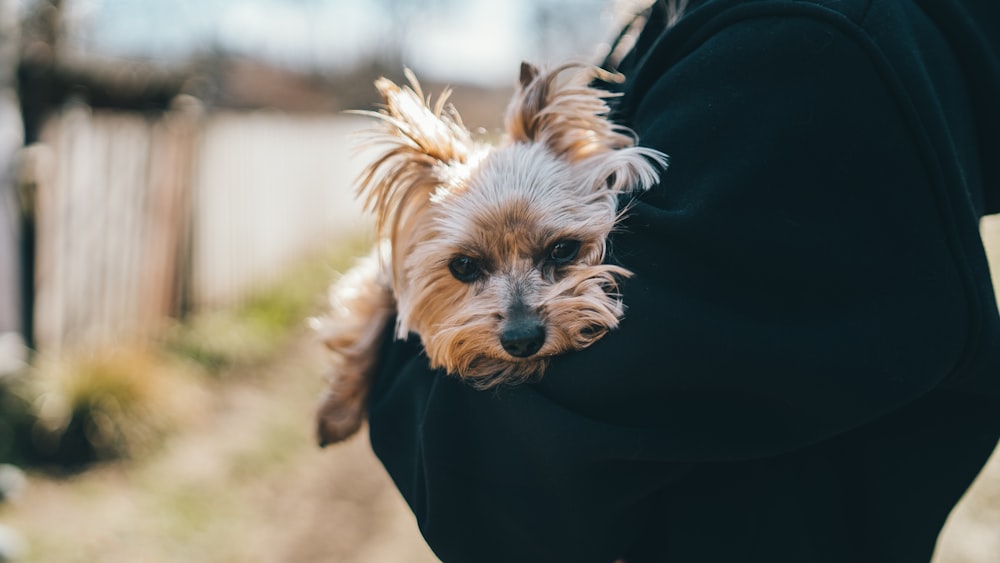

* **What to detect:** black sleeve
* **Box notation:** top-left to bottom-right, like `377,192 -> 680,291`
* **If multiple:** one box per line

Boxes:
366,14 -> 981,563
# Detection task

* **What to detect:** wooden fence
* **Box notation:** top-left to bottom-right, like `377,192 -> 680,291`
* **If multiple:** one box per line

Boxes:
29,105 -> 370,354
32,104 -> 197,353
189,112 -> 369,309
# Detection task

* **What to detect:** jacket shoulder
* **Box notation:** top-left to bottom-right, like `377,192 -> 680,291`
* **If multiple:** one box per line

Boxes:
616,0 -> 1000,214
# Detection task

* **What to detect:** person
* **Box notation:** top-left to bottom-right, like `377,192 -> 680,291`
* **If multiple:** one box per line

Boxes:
365,0 -> 1000,561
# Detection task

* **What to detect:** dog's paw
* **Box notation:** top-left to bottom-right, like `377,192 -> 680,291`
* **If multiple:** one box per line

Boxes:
315,392 -> 365,447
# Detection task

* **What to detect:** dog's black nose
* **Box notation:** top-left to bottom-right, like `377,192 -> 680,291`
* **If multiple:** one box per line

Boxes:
500,320 -> 546,358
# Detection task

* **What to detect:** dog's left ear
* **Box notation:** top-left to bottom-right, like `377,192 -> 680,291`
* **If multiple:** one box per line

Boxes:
506,62 -> 668,194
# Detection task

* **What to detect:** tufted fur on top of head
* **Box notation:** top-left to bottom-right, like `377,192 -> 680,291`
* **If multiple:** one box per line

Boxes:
349,70 -> 485,277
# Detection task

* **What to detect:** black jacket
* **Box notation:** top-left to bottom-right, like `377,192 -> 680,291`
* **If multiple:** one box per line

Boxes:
367,1 -> 1000,561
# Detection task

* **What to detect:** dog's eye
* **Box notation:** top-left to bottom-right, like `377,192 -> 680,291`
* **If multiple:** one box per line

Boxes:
548,240 -> 581,264
448,255 -> 482,282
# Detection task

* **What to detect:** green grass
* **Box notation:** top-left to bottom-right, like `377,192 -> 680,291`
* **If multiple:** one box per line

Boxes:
166,237 -> 372,375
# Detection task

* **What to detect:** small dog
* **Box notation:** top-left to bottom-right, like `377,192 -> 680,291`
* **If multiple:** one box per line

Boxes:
315,62 -> 667,445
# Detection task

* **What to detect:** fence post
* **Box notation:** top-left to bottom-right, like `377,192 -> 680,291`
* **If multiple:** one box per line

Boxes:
0,0 -> 28,366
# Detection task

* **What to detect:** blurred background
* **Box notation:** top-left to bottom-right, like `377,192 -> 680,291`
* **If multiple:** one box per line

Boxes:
0,0 -> 998,561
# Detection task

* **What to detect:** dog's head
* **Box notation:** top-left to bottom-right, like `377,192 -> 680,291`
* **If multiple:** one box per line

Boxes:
354,62 -> 667,386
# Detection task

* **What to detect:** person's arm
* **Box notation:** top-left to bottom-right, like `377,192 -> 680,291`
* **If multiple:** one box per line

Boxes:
368,12 -> 984,563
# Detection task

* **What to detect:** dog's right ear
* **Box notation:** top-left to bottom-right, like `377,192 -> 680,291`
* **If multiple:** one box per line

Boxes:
350,70 -> 478,255
507,62 -> 667,195
505,62 -> 631,162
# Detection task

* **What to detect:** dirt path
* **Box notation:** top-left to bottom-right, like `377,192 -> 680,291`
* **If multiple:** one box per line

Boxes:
1,335 -> 438,563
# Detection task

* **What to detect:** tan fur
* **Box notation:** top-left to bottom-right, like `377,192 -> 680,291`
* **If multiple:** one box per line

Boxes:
314,253 -> 394,444
316,62 -> 667,445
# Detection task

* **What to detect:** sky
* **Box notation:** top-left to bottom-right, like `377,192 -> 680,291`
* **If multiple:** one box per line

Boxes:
52,0 -> 630,86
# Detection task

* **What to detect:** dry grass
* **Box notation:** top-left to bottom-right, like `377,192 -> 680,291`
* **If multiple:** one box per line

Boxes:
24,349 -> 209,463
